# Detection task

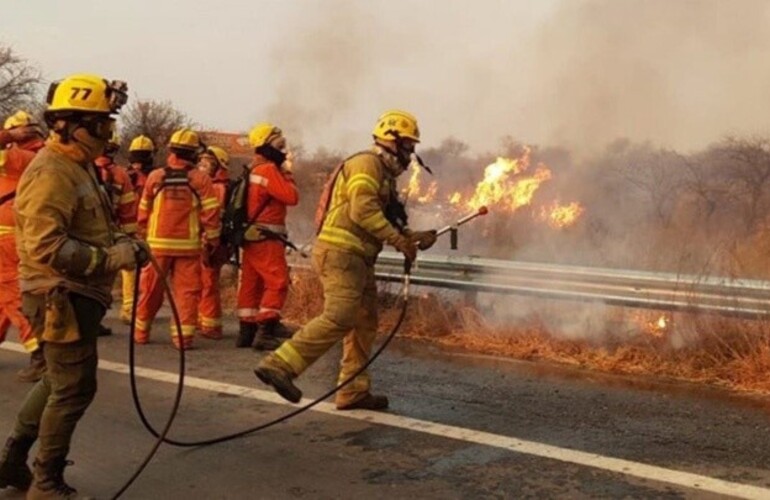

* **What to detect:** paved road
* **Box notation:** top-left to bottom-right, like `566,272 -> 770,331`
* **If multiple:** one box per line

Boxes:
1,311 -> 770,499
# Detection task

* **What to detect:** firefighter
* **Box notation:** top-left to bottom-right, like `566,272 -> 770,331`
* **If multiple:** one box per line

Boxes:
126,134 -> 155,198
120,134 -> 156,323
197,146 -> 230,339
135,129 -> 221,350
0,111 -> 46,383
255,110 -> 436,410
0,74 -> 144,497
235,124 -> 299,350
94,132 -> 138,330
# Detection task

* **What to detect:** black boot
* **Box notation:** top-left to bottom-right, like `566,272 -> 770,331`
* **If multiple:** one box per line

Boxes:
253,320 -> 285,351
17,349 -> 46,383
235,322 -> 258,348
0,435 -> 34,491
27,457 -> 77,499
97,324 -> 112,337
254,365 -> 302,403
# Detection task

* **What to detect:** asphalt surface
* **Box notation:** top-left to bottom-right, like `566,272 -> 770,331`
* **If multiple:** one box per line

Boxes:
1,309 -> 770,499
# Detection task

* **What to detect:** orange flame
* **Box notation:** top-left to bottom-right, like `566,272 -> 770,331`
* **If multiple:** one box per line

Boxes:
449,148 -> 554,212
629,311 -> 670,338
539,201 -> 585,229
403,162 -> 437,204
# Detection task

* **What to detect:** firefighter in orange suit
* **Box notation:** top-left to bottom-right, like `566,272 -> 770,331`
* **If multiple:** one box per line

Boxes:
255,110 -> 437,411
120,134 -> 156,323
197,145 -> 230,339
94,133 -> 138,330
0,111 -> 46,383
135,129 -> 221,350
235,124 -> 299,350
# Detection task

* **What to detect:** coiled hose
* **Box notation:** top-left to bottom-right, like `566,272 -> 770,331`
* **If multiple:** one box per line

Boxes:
112,256 -> 412,498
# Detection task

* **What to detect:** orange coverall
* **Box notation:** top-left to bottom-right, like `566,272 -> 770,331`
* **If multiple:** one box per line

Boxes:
95,156 -> 138,323
199,167 -> 230,338
94,156 -> 138,235
237,155 -> 298,326
136,155 -> 221,349
0,143 -> 38,352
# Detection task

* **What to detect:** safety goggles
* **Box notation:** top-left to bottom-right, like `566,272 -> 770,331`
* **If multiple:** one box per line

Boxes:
80,116 -> 116,141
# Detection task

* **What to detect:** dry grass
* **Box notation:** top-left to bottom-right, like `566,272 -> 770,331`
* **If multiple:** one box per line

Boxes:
276,269 -> 770,394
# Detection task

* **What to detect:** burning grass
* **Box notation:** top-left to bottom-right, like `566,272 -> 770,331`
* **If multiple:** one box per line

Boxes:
279,269 -> 770,394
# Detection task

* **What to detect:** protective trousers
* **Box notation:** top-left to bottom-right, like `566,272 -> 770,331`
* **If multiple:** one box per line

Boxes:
199,259 -> 223,338
237,240 -> 289,324
135,255 -> 201,349
11,292 -> 104,463
119,269 -> 136,323
0,236 -> 37,352
270,246 -> 377,408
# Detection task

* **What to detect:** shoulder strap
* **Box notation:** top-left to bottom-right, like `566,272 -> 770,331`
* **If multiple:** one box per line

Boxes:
157,166 -> 202,203
0,190 -> 16,206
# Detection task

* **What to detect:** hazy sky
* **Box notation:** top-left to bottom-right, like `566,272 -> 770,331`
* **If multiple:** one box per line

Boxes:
4,0 -> 770,154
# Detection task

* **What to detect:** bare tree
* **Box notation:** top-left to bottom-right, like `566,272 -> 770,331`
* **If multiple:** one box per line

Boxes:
705,137 -> 770,235
118,99 -> 193,161
0,45 -> 42,118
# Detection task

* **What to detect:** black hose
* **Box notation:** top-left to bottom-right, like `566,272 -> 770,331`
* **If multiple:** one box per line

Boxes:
114,254 -> 411,496
112,256 -> 187,499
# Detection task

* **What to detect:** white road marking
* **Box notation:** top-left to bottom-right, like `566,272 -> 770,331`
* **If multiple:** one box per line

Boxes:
2,342 -> 767,499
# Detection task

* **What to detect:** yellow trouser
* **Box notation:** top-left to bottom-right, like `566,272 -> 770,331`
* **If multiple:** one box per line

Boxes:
272,245 -> 377,407
120,269 -> 136,321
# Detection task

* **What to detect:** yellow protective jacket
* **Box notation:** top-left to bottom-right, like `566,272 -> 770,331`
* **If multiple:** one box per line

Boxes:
15,143 -> 118,307
317,146 -> 405,258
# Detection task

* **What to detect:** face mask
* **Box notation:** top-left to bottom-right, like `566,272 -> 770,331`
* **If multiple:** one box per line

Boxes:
71,126 -> 107,161
258,145 -> 287,167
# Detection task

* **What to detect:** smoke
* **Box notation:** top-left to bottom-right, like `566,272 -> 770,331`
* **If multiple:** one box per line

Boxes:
265,0 -> 770,155
526,0 -> 770,154
273,0 -> 770,344
264,1 -> 380,151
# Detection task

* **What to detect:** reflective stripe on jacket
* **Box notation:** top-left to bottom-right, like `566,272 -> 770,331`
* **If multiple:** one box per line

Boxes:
138,156 -> 221,256
316,146 -> 403,258
243,155 -> 298,242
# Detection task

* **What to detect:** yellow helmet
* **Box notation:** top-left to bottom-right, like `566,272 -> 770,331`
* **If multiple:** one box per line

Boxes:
168,128 -> 201,151
248,123 -> 283,149
4,110 -> 35,130
45,73 -> 128,116
129,135 -> 155,152
372,109 -> 420,143
205,146 -> 230,167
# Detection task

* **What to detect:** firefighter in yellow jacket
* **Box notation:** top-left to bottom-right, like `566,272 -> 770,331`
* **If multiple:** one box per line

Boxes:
255,110 -> 436,410
0,74 -> 147,498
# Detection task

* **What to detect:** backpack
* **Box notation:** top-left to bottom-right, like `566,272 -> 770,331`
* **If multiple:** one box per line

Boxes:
314,151 -> 380,234
221,165 -> 270,252
155,166 -> 201,202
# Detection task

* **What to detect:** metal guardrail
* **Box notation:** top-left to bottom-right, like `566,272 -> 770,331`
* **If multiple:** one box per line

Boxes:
292,251 -> 770,318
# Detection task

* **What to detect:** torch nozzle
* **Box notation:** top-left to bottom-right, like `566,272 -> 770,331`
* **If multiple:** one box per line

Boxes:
435,206 -> 490,237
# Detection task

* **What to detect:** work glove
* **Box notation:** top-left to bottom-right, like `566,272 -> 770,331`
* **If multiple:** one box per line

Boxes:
133,239 -> 151,268
409,230 -> 438,251
392,235 -> 418,263
210,244 -> 231,267
103,240 -> 137,272
202,241 -> 220,268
